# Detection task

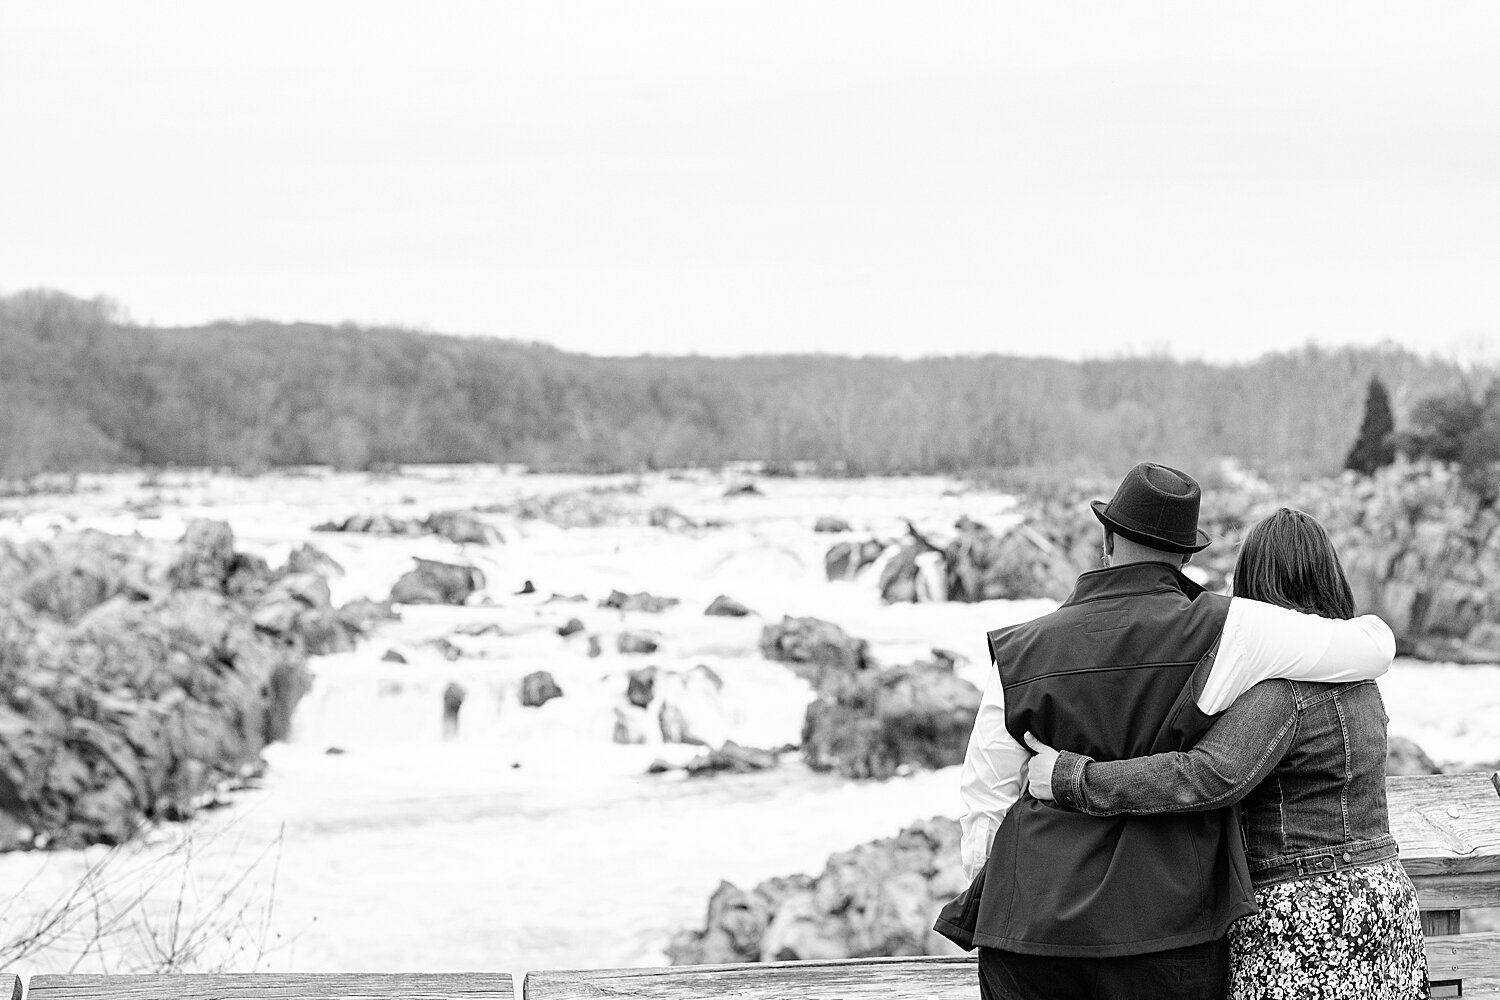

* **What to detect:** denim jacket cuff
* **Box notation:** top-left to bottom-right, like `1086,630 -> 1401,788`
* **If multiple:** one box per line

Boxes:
1053,750 -> 1092,811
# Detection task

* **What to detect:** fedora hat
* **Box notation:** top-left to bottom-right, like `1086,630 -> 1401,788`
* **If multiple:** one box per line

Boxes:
1091,462 -> 1212,554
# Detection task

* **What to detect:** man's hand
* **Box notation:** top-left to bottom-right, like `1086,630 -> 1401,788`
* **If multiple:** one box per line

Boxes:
1023,732 -> 1060,801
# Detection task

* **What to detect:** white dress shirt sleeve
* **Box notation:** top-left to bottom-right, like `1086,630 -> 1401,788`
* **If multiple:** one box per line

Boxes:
1197,597 -> 1397,715
959,669 -> 1029,880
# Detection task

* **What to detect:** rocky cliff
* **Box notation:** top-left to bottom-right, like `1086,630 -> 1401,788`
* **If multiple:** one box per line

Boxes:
668,817 -> 966,964
0,520 -> 348,850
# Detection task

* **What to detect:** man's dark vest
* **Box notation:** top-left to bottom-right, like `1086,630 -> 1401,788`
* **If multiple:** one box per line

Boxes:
970,562 -> 1255,957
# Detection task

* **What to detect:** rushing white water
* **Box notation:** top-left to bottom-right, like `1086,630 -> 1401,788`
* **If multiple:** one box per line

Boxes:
0,468 -> 1496,976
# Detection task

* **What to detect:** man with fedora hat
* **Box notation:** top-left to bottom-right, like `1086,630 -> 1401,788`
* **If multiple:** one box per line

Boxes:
936,462 -> 1395,999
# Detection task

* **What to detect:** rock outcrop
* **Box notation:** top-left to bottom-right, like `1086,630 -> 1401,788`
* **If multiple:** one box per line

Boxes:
668,817 -> 966,964
251,572 -> 355,655
626,666 -> 659,708
824,540 -> 886,582
835,518 -> 1076,605
336,597 -> 399,634
389,558 -> 484,605
760,617 -> 977,780
315,510 -> 498,545
704,595 -> 752,617
649,505 -> 697,530
520,670 -> 564,708
612,665 -> 729,746
617,631 -> 660,655
684,741 -> 781,776
1386,735 -> 1441,775
600,590 -> 680,613
760,616 -> 874,690
802,660 -> 981,780
0,519 -> 324,850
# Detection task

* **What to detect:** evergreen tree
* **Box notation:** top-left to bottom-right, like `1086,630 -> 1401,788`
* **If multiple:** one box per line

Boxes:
1344,376 -> 1397,475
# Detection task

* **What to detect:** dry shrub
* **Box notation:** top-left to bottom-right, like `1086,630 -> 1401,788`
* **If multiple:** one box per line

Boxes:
0,821 -> 297,974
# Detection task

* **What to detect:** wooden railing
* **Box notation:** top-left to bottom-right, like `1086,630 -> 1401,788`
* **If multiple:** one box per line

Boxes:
3,772 -> 1497,1000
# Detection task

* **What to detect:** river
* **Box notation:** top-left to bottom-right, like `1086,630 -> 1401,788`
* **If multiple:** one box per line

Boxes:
0,468 -> 1495,975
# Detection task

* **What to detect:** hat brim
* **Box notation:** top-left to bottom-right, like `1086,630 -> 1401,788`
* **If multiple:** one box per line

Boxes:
1091,500 -> 1212,554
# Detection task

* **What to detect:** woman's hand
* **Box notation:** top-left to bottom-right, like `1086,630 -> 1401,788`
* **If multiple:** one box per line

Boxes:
1023,732 -> 1060,801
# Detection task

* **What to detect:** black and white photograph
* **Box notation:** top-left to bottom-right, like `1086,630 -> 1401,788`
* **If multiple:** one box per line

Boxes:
1,4 -> 1498,999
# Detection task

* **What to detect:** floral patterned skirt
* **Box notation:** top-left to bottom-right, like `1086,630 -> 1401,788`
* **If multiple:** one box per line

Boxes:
1228,859 -> 1428,1000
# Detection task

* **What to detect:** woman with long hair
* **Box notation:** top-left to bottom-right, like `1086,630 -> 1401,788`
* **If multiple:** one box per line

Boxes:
1027,508 -> 1427,999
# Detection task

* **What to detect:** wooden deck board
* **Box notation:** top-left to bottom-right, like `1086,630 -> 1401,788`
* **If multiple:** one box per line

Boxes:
1410,871 -> 1500,909
5,775 -> 1498,997
26,973 -> 514,1000
1426,932 -> 1500,981
1388,773 -> 1500,877
524,956 -> 978,1000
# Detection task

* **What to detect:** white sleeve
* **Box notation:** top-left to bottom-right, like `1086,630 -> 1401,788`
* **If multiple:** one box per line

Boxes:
959,669 -> 1028,880
1198,597 -> 1396,714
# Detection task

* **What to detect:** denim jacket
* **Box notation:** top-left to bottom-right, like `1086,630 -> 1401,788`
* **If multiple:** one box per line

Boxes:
1053,678 -> 1398,888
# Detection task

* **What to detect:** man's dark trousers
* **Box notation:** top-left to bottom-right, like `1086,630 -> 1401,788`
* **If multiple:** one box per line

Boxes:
978,940 -> 1230,1000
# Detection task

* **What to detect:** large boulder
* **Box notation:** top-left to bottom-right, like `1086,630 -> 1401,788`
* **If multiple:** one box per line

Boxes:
315,509 -> 496,544
389,558 -> 484,605
802,661 -> 981,780
617,631 -> 660,655
668,875 -> 814,965
600,590 -> 680,613
856,518 -> 1076,605
423,510 -> 497,546
626,666 -> 659,709
649,505 -> 697,530
251,572 -> 357,655
944,518 -> 1076,602
824,540 -> 887,582
1386,735 -> 1441,776
877,544 -> 946,603
167,518 -> 238,591
520,670 -> 564,708
338,597 -> 399,634
668,817 -> 966,964
760,617 -> 874,690
285,543 -> 344,579
704,595 -> 752,618
684,741 -> 780,777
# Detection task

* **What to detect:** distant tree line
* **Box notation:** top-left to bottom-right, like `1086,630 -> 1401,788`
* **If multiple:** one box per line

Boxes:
1368,373 -> 1500,505
0,289 -> 1477,480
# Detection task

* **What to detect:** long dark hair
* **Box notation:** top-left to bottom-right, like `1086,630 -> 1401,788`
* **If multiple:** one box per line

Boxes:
1232,508 -> 1356,620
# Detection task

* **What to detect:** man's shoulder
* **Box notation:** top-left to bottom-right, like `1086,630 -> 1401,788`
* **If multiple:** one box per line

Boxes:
985,602 -> 1073,647
988,587 -> 1233,664
990,587 -> 1231,633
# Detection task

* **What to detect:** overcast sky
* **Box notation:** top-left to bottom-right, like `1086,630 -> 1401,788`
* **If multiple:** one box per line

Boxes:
3,3 -> 1499,360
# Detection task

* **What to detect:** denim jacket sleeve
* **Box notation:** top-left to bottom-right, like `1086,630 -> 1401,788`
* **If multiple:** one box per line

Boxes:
1053,680 -> 1299,816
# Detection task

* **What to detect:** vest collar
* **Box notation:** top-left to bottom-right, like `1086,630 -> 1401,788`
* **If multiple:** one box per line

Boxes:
1066,560 -> 1206,605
